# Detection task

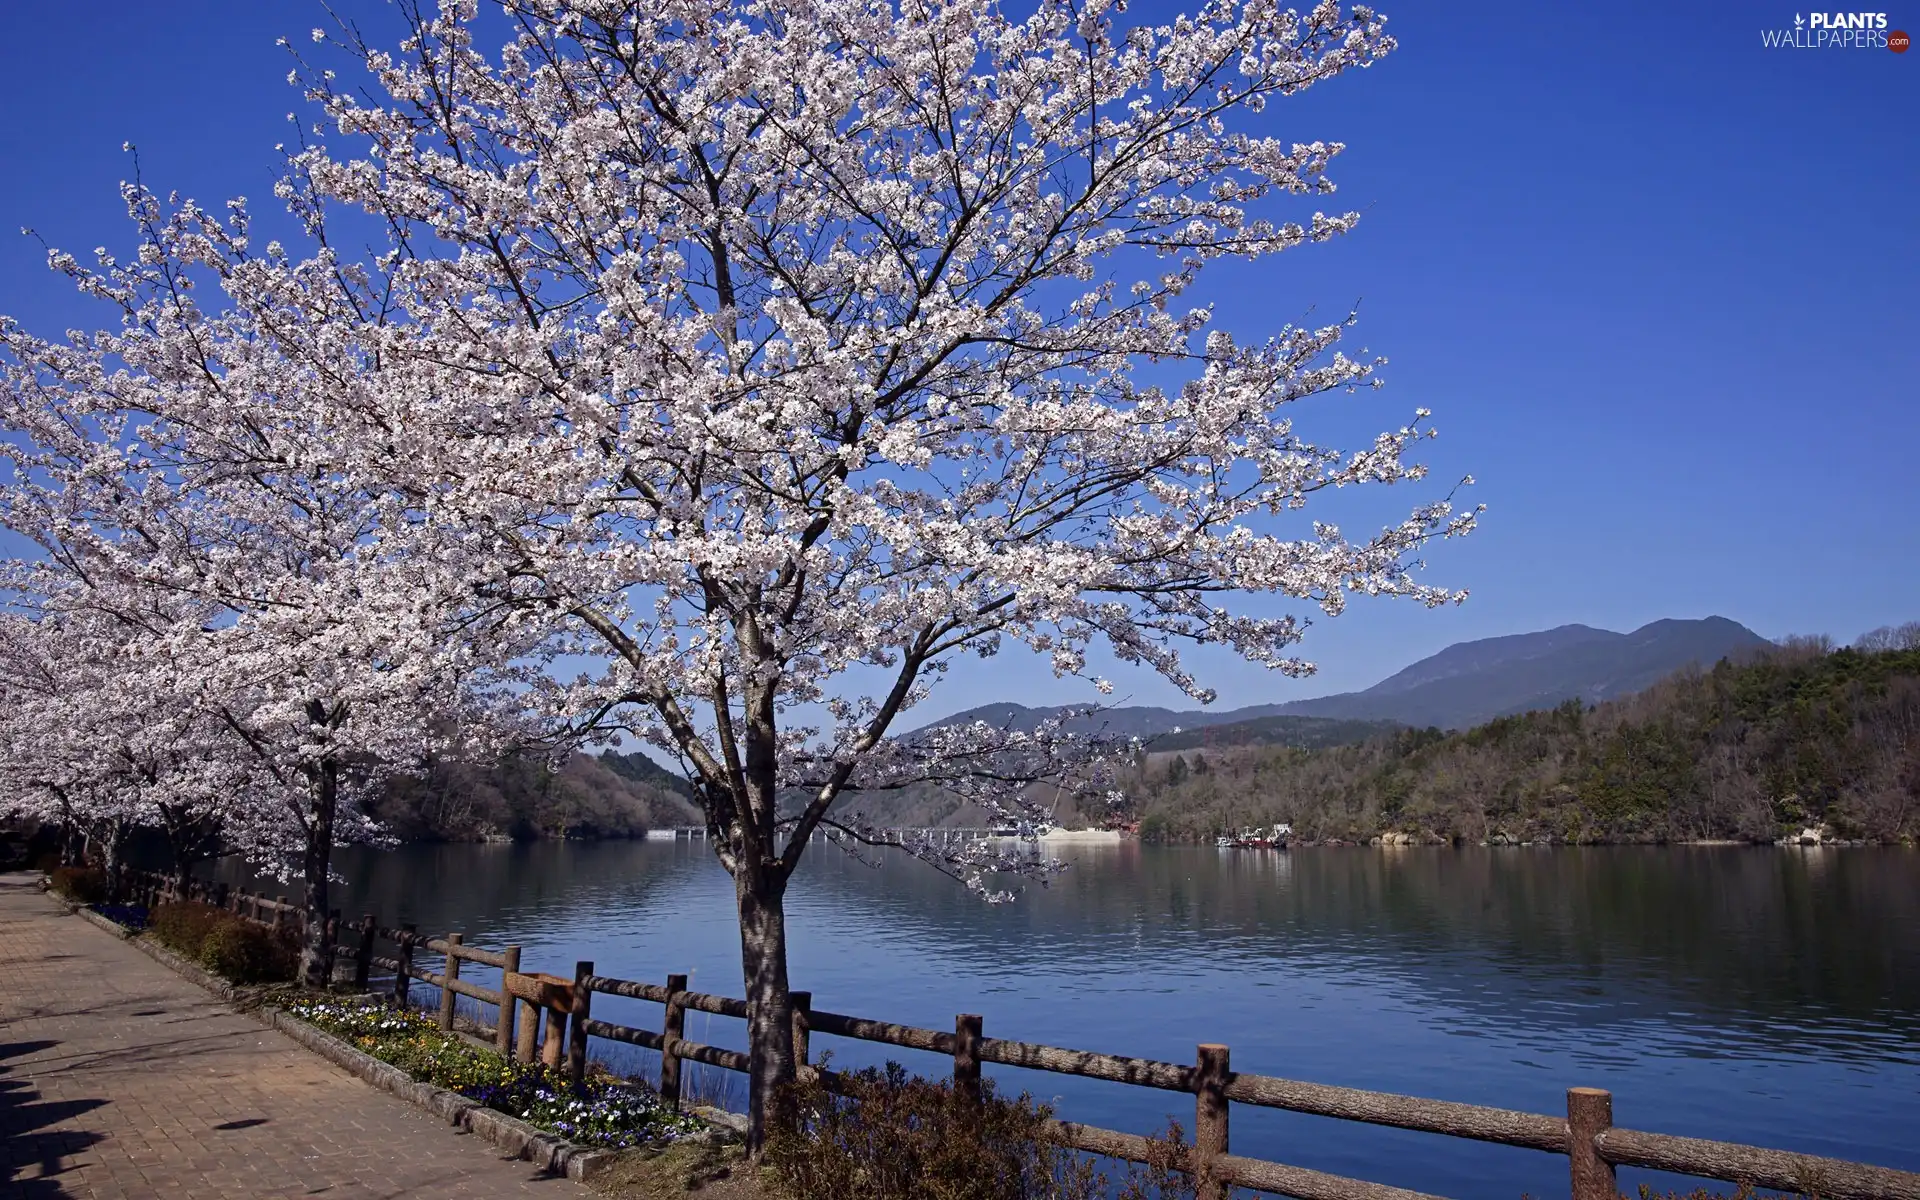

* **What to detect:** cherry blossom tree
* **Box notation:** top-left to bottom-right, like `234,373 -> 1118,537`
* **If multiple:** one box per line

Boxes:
0,188 -> 519,984
0,587 -> 251,896
262,0 -> 1481,1144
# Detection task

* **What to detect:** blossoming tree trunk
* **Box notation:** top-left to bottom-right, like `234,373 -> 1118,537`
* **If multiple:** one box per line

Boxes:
736,869 -> 798,1146
298,758 -> 338,991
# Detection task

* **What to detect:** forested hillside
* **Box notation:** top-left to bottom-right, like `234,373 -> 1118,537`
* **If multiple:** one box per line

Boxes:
1148,715 -> 1402,752
373,751 -> 699,842
370,636 -> 1920,845
1131,641 -> 1920,845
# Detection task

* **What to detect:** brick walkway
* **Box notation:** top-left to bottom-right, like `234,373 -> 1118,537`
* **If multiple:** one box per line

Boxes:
0,872 -> 579,1198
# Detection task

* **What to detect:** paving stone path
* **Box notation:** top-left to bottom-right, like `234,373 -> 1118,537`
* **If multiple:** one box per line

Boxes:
0,872 -> 579,1198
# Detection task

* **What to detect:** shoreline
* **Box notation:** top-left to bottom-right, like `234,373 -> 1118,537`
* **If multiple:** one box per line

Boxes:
383,829 -> 1912,851
1162,837 -> 1908,849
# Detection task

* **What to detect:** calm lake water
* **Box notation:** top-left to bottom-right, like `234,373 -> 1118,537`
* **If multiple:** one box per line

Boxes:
288,842 -> 1919,1197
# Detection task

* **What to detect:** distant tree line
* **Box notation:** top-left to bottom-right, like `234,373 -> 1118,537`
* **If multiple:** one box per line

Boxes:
1129,636 -> 1920,845
369,751 -> 698,843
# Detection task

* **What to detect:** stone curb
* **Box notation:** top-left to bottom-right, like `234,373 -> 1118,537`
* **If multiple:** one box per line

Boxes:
261,1009 -> 621,1181
63,900 -> 621,1183
75,906 -> 136,940
118,925 -> 266,1006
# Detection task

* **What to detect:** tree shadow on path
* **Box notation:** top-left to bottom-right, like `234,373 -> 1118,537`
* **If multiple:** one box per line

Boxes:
1,1038 -> 108,1199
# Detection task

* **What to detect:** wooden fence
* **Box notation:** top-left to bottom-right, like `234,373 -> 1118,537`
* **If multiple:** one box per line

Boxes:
117,867 -> 303,928
112,869 -> 1920,1200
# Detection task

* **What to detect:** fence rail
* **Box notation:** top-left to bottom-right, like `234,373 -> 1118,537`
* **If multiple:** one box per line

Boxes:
104,867 -> 1920,1200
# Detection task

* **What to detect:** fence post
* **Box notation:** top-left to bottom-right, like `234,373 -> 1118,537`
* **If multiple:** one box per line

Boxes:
323,909 -> 341,986
439,933 -> 463,1031
790,991 -> 812,1066
1194,1043 -> 1230,1200
495,945 -> 522,1057
541,983 -> 567,1068
353,914 -> 376,991
661,972 -> 689,1109
276,895 -> 291,934
393,922 -> 416,1008
1568,1087 -> 1616,1200
954,1013 -> 983,1104
518,992 -> 541,1064
568,961 -> 594,1086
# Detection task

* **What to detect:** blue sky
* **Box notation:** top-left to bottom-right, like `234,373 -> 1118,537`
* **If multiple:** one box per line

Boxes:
1,2 -> 1913,722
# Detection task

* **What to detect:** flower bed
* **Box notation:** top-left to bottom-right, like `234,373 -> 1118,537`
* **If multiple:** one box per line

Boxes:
89,903 -> 149,931
285,1000 -> 704,1149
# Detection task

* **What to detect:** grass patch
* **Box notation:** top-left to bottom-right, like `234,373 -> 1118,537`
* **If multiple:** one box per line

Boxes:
589,1138 -> 766,1200
286,999 -> 706,1149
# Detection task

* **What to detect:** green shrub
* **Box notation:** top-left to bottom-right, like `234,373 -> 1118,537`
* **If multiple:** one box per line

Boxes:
149,901 -> 297,984
765,1059 -> 1107,1200
49,866 -> 106,903
148,901 -> 230,959
198,919 -> 298,984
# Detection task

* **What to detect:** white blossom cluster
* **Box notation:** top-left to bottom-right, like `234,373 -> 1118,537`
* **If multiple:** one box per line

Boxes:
0,186 -> 525,964
1,0 -> 1476,911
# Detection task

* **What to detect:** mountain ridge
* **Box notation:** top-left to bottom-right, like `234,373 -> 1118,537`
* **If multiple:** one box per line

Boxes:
919,616 -> 1771,744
